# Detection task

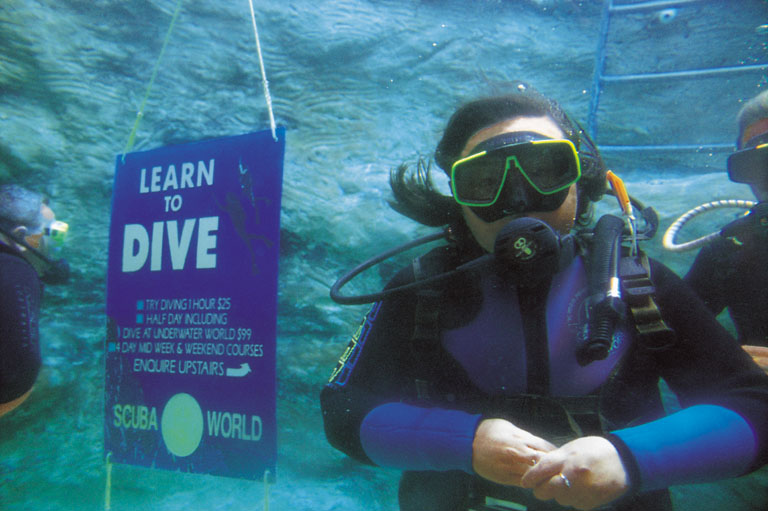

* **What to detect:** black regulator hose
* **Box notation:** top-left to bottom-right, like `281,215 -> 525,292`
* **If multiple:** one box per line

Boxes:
330,229 -> 455,305
578,214 -> 625,366
331,215 -> 577,306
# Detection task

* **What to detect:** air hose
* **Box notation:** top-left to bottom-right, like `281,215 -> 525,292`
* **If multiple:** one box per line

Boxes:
663,199 -> 756,252
330,229 -> 458,305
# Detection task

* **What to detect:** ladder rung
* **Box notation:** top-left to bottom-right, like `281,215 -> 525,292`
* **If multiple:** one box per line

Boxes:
610,0 -> 705,13
601,63 -> 768,82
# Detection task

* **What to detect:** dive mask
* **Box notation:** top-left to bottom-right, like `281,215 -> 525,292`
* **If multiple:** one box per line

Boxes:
43,219 -> 69,248
728,132 -> 768,187
451,132 -> 581,222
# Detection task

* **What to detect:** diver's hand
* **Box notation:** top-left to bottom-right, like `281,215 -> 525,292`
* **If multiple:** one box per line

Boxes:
743,345 -> 768,375
520,436 -> 629,511
472,418 -> 556,486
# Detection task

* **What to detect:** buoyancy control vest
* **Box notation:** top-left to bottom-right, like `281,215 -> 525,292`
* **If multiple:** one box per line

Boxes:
404,214 -> 675,444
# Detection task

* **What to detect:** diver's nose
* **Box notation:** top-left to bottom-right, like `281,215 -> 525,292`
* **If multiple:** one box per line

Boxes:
501,179 -> 529,216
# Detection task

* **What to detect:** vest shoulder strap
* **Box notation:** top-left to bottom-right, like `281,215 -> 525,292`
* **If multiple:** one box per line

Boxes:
410,246 -> 458,345
620,251 -> 677,351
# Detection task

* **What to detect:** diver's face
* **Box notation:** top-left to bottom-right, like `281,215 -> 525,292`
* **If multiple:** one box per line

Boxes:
458,116 -> 578,253
23,203 -> 56,251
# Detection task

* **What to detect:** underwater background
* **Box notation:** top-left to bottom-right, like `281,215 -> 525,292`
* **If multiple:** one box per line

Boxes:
1,0 -> 767,509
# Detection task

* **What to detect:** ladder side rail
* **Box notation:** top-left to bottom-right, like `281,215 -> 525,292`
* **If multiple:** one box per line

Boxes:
587,0 -> 615,140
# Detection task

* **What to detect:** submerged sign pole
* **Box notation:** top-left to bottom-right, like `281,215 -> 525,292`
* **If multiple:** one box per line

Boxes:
105,128 -> 285,480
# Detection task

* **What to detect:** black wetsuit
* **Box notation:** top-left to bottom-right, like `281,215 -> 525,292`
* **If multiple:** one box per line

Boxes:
685,234 -> 768,346
321,245 -> 768,511
0,243 -> 42,404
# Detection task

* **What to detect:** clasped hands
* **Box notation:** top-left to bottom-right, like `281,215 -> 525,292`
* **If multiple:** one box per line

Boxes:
472,418 -> 629,511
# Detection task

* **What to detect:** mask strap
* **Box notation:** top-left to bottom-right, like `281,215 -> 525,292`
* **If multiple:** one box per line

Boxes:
468,131 -> 550,155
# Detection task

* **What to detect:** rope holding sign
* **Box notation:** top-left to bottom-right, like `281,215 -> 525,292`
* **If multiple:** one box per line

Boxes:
105,452 -> 113,511
121,0 -> 278,159
264,469 -> 271,511
121,0 -> 185,160
247,0 -> 277,141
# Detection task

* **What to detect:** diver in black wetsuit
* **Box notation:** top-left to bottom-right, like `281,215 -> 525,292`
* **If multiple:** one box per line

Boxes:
685,91 -> 768,369
320,84 -> 768,511
0,184 -> 69,417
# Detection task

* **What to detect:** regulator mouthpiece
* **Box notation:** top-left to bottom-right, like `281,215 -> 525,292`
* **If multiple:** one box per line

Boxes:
493,217 -> 571,286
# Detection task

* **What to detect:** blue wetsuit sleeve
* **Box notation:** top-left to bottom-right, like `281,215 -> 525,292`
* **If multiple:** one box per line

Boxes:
360,402 -> 482,473
609,404 -> 758,492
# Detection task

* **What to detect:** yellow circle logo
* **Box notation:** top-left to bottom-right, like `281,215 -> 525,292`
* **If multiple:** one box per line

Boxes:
161,393 -> 203,457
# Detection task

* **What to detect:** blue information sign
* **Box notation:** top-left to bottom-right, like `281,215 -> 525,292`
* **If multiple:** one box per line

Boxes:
105,128 -> 285,480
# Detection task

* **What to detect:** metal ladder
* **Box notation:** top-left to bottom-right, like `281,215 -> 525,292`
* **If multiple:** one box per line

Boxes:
587,0 -> 768,157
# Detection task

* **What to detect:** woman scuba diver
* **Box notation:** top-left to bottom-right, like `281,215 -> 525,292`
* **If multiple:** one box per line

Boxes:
320,83 -> 768,511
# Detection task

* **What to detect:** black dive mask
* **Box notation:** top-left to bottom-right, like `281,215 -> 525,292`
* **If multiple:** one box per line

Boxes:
451,132 -> 580,223
473,174 -> 571,222
728,132 -> 768,188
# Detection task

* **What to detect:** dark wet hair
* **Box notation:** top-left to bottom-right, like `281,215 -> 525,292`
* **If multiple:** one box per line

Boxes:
389,157 -> 462,227
0,184 -> 45,233
390,83 -> 607,228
